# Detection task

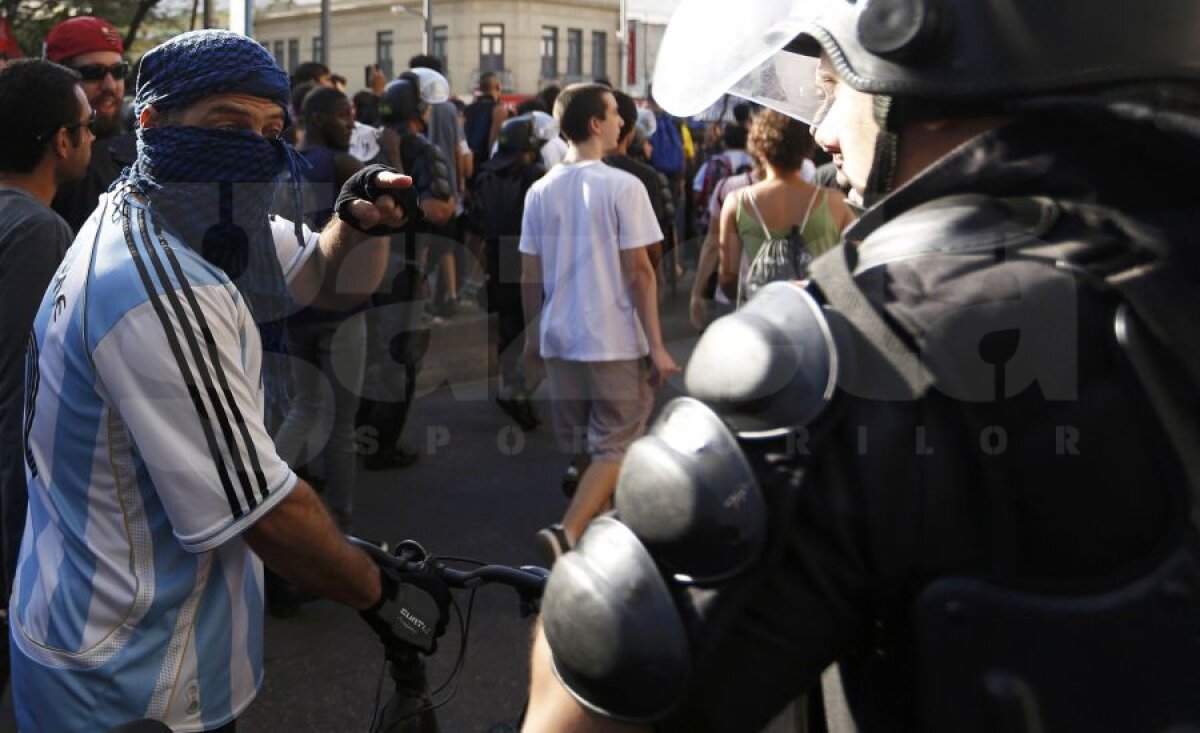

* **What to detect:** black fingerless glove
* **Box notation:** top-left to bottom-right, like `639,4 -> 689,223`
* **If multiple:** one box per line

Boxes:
335,163 -> 424,235
360,567 -> 451,655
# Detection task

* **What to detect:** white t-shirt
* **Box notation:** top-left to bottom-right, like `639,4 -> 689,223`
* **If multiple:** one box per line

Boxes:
540,136 -> 568,169
350,121 -> 380,163
519,160 -> 663,361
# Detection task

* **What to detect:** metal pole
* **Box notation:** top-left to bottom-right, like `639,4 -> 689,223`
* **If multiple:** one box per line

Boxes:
203,0 -> 213,29
320,0 -> 331,65
422,0 -> 432,56
618,0 -> 626,91
229,0 -> 253,35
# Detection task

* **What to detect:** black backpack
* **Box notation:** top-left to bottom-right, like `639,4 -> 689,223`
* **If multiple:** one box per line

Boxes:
472,166 -> 530,241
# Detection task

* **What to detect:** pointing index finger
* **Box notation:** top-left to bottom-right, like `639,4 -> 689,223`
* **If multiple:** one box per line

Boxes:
373,171 -> 413,189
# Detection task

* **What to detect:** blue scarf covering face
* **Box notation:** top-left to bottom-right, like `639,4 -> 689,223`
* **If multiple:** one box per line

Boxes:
121,29 -> 309,414
127,124 -> 296,326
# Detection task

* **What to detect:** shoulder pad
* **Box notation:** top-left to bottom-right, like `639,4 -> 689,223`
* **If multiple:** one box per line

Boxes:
685,281 -> 838,439
401,135 -> 453,200
855,195 -> 1058,273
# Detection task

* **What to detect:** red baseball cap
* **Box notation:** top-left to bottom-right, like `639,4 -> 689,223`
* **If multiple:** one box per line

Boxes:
45,16 -> 124,64
0,17 -> 23,60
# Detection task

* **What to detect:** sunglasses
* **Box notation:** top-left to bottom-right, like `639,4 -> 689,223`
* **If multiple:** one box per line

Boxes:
36,109 -> 97,143
72,61 -> 130,82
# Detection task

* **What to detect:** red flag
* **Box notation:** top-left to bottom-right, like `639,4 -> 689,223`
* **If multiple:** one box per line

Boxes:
0,16 -> 23,60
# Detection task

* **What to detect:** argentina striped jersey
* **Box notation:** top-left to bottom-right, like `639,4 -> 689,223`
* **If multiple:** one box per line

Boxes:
11,192 -> 317,732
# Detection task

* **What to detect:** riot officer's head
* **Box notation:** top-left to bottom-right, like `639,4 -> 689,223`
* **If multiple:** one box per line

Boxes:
497,112 -> 559,153
654,0 -> 1200,204
379,66 -> 450,131
488,111 -> 559,168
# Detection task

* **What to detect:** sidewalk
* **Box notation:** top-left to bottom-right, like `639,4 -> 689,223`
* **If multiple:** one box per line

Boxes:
416,275 -> 702,392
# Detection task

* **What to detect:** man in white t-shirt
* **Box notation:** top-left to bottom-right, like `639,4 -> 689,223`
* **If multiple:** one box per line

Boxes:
520,83 -> 681,561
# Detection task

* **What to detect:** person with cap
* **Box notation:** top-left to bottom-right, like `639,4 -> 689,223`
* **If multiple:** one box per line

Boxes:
359,67 -> 456,471
521,0 -> 1200,731
0,57 -> 93,695
470,112 -> 556,430
11,30 -> 448,732
409,54 -> 474,317
0,16 -> 22,69
44,15 -> 137,234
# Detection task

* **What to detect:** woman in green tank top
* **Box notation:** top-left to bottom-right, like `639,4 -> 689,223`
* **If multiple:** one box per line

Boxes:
717,109 -> 856,301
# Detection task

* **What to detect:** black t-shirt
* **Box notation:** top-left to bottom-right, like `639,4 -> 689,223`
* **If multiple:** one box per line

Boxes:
0,187 -> 73,596
604,153 -> 671,230
51,131 -> 135,234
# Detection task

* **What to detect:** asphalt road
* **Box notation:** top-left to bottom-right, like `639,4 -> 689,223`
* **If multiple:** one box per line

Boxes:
1,290 -> 801,732
243,377 -> 604,733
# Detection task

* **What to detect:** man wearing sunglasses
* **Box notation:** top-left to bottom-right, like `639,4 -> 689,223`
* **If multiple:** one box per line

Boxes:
0,57 -> 93,695
45,15 -> 137,233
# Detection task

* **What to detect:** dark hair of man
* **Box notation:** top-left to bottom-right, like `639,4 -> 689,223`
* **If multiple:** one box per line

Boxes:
353,90 -> 380,126
292,61 -> 330,85
409,54 -> 443,74
291,81 -> 316,121
0,59 -> 82,173
723,123 -> 748,150
517,98 -> 548,115
555,83 -> 611,144
733,102 -> 752,126
747,108 -> 815,172
479,71 -> 499,90
537,84 -> 560,112
302,86 -> 347,131
611,89 -> 638,143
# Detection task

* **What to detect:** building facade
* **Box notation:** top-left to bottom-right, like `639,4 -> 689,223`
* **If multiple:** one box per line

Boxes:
254,0 -> 629,97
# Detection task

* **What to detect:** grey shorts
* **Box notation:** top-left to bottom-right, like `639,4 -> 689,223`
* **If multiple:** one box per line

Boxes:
544,358 -> 654,463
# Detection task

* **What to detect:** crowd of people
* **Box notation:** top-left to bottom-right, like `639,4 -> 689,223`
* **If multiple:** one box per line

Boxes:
0,12 -> 851,731
2,0 -> 1198,729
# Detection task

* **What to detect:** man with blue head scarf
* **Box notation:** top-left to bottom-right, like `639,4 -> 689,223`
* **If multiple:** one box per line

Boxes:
12,30 -> 447,732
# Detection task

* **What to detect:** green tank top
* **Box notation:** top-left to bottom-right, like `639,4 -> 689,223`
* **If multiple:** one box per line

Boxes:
734,187 -> 840,266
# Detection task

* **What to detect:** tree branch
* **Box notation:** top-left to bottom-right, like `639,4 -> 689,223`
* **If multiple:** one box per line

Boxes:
123,0 -> 161,49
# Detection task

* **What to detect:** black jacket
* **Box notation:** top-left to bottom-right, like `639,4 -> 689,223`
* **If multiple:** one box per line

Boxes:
662,86 -> 1200,733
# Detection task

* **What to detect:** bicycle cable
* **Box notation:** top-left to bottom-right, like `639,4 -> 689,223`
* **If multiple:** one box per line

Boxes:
375,587 -> 476,733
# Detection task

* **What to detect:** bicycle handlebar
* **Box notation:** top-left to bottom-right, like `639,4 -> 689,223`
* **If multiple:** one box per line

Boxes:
348,536 -> 549,600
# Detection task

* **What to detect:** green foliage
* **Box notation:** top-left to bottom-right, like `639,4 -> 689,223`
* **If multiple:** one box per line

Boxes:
1,0 -> 197,60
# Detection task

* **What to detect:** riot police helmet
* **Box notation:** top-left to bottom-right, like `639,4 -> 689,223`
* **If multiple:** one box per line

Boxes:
379,67 -> 450,125
497,111 -> 561,153
654,0 -> 1200,123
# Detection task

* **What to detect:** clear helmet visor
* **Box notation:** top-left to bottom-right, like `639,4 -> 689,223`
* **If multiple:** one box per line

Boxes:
529,110 -> 560,143
652,0 -> 832,125
409,67 -> 450,105
636,107 -> 657,138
